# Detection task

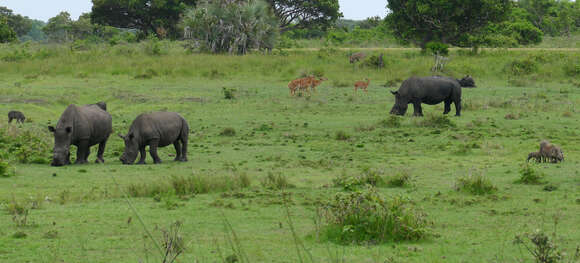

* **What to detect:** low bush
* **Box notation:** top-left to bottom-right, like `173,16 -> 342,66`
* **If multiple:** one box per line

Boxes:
333,169 -> 384,191
455,173 -> 497,195
0,159 -> 14,177
319,187 -> 429,244
506,58 -> 538,76
219,127 -> 236,137
386,171 -> 412,187
516,164 -> 545,185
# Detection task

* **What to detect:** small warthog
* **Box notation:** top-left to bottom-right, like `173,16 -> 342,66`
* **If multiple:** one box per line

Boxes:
527,151 -> 542,162
8,111 -> 25,123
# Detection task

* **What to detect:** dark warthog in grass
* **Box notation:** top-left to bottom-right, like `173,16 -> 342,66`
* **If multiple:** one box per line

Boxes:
49,102 -> 112,166
119,112 -> 189,165
350,52 -> 367,63
8,111 -> 25,123
527,151 -> 542,162
389,76 -> 475,116
539,140 -> 564,163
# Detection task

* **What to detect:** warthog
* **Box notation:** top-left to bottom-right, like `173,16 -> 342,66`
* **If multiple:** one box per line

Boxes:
349,52 -> 367,63
8,111 -> 25,123
527,151 -> 542,162
539,140 -> 564,163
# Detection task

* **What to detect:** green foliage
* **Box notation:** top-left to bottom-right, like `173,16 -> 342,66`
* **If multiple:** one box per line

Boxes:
267,0 -> 340,32
425,41 -> 449,55
261,172 -> 291,190
91,0 -> 196,39
222,87 -> 237,100
320,187 -> 429,244
455,173 -> 497,195
517,164 -> 545,184
507,58 -> 539,75
379,115 -> 402,128
563,59 -> 580,77
127,173 -> 251,197
220,127 -> 237,137
142,34 -> 166,56
333,169 -> 384,191
0,159 -> 14,177
386,171 -> 412,188
42,12 -> 73,43
181,0 -> 279,54
386,0 -> 512,48
514,229 -> 563,263
0,16 -> 17,43
0,129 -> 50,164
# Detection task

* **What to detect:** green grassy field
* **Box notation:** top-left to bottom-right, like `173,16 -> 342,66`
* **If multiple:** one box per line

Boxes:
0,43 -> 579,262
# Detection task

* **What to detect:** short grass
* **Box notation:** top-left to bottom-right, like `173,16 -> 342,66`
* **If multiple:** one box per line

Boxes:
0,42 -> 579,262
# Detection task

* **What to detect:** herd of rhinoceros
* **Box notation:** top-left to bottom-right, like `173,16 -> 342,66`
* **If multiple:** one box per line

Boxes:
6,74 -> 563,166
20,102 -> 189,167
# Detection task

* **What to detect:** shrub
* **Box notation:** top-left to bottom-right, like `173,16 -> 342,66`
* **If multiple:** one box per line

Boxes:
379,115 -> 402,128
222,87 -> 236,100
516,164 -> 545,185
514,230 -> 562,263
506,58 -> 538,76
386,171 -> 412,187
127,172 -> 251,197
261,172 -> 291,190
0,159 -> 14,178
143,34 -> 165,56
362,54 -> 385,68
335,130 -> 351,141
455,173 -> 497,195
0,129 -> 50,164
333,169 -> 384,191
418,114 -> 456,128
320,187 -> 429,244
425,41 -> 449,56
219,127 -> 236,137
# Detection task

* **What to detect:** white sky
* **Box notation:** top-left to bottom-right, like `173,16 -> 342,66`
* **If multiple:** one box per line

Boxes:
0,0 -> 386,22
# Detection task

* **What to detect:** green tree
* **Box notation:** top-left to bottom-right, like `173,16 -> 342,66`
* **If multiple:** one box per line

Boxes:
0,16 -> 17,43
91,0 -> 196,39
386,0 -> 512,48
266,0 -> 341,32
181,0 -> 279,54
0,6 -> 32,37
43,12 -> 73,42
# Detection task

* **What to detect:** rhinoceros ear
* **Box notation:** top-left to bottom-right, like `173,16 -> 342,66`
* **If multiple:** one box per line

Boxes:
65,127 -> 72,133
48,126 -> 55,133
390,91 -> 398,95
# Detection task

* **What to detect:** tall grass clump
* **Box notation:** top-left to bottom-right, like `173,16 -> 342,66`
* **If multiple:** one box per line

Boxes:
261,172 -> 292,190
455,172 -> 497,195
333,168 -> 384,191
516,164 -> 545,185
0,159 -> 14,177
319,187 -> 429,244
378,115 -> 402,128
386,171 -> 412,188
417,114 -> 456,128
127,173 -> 251,197
514,229 -> 564,263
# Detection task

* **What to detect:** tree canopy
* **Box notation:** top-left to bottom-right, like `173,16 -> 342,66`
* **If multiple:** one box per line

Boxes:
266,0 -> 341,32
91,0 -> 196,39
386,0 -> 512,48
0,16 -> 16,43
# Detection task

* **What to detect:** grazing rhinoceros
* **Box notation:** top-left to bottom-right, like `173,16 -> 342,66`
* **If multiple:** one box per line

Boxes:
389,75 -> 475,116
8,111 -> 26,123
119,112 -> 189,165
48,102 -> 112,166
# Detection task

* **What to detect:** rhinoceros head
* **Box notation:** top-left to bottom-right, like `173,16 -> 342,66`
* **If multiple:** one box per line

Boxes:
48,126 -> 72,166
389,91 -> 407,115
119,133 -> 138,165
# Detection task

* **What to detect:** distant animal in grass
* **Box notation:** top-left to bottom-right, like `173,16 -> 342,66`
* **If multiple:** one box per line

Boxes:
8,111 -> 25,123
527,151 -> 542,162
349,52 -> 367,64
354,78 -> 370,93
310,77 -> 328,92
288,76 -> 313,96
539,140 -> 564,163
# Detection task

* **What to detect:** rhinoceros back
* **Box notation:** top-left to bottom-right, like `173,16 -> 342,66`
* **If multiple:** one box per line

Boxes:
129,112 -> 188,148
57,104 -> 112,146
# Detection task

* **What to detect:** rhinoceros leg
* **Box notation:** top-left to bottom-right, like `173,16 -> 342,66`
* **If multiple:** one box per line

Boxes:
454,100 -> 461,116
75,140 -> 90,164
137,146 -> 146,165
95,139 -> 107,163
180,135 -> 188,162
149,139 -> 162,164
173,141 -> 182,161
412,102 -> 423,117
444,100 -> 451,114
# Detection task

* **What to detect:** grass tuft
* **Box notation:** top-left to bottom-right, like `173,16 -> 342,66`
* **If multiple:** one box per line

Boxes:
455,172 -> 497,195
516,164 -> 545,185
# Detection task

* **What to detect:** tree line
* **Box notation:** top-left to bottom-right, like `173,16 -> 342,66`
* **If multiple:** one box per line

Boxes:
1,0 -> 580,53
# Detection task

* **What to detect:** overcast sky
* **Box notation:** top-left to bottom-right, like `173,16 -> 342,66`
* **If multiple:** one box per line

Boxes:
0,0 -> 387,22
